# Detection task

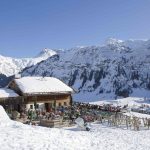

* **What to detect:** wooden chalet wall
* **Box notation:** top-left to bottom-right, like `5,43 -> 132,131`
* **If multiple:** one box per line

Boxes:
0,96 -> 24,112
24,94 -> 71,106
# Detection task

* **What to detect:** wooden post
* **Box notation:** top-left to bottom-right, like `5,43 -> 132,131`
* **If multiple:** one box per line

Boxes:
34,96 -> 37,110
54,95 -> 56,113
70,95 -> 73,106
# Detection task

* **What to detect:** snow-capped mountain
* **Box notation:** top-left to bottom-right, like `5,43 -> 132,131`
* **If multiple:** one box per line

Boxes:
21,38 -> 150,101
0,48 -> 56,77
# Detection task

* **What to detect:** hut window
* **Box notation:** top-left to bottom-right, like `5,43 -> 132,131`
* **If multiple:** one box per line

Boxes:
64,102 -> 67,106
30,105 -> 33,109
59,103 -> 61,106
36,104 -> 39,109
49,103 -> 53,107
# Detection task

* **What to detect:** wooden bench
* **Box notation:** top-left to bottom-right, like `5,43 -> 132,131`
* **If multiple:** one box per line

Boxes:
40,119 -> 62,128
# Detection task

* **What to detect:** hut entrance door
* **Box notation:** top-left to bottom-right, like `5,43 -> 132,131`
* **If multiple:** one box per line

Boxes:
45,103 -> 53,112
17,104 -> 21,112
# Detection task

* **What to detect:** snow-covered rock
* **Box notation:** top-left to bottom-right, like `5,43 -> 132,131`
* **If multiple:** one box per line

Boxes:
35,48 -> 57,59
21,38 -> 150,101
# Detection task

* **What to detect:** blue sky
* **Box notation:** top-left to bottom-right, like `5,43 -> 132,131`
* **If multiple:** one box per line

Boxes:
0,0 -> 150,57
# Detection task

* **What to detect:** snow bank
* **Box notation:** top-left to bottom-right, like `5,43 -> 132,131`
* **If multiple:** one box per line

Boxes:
0,104 -> 150,150
0,122 -> 150,150
0,105 -> 12,126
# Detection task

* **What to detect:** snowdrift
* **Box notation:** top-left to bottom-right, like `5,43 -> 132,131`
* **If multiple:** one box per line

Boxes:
0,105 -> 11,126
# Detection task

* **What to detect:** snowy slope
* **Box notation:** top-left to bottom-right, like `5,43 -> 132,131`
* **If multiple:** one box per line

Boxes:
0,104 -> 150,150
0,48 -> 57,76
89,97 -> 150,108
22,38 -> 150,101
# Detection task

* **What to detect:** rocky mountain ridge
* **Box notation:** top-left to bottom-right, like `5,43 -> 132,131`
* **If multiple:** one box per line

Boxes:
0,48 -> 56,77
21,38 -> 150,101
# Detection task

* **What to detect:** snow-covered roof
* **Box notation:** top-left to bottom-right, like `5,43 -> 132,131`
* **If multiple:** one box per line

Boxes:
0,88 -> 19,98
14,77 -> 74,95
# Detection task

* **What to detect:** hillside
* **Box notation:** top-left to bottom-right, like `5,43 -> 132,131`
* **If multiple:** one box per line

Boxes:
21,38 -> 150,101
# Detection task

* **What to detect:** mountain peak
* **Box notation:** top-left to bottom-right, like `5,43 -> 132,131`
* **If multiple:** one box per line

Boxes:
105,38 -> 123,46
0,48 -> 57,76
36,48 -> 57,58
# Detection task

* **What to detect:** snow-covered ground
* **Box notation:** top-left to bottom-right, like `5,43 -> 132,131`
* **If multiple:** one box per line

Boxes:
1,122 -> 150,150
124,111 -> 150,119
89,97 -> 150,107
0,104 -> 150,150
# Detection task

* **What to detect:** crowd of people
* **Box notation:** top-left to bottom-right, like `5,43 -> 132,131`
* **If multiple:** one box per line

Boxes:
11,101 -> 150,130
26,102 -> 122,123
